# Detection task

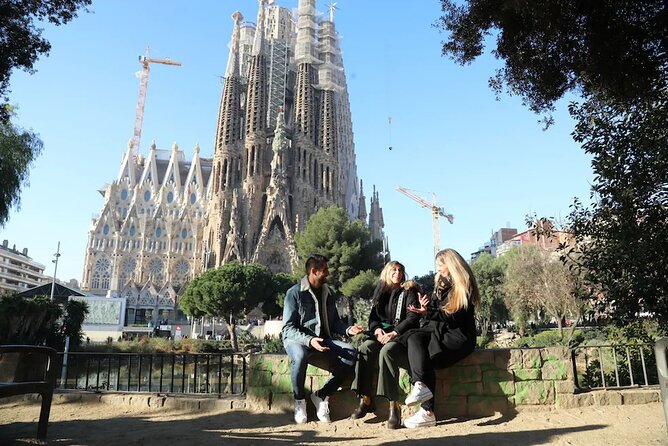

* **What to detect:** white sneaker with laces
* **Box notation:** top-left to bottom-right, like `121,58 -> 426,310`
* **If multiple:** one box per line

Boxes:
310,392 -> 331,423
404,381 -> 434,406
403,408 -> 436,428
294,399 -> 308,424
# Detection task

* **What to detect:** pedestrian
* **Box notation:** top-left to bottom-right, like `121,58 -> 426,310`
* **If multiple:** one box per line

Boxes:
350,260 -> 421,429
386,248 -> 479,428
282,254 -> 365,424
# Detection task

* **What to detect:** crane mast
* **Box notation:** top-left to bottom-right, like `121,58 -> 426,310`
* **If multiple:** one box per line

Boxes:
395,185 -> 454,258
131,48 -> 181,156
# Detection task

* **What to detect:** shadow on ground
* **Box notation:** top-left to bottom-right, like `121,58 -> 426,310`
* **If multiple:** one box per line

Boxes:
0,403 -> 608,446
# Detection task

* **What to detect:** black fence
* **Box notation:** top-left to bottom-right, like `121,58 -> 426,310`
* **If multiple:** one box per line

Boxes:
571,343 -> 658,391
57,352 -> 247,396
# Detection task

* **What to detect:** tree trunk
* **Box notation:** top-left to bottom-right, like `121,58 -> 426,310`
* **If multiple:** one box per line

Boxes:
229,313 -> 238,352
556,317 -> 564,339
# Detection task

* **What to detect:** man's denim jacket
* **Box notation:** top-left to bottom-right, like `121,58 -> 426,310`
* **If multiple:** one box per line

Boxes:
281,276 -> 349,347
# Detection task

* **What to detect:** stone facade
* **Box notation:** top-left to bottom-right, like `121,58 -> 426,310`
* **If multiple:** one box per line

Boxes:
80,0 -> 386,324
203,0 -> 384,273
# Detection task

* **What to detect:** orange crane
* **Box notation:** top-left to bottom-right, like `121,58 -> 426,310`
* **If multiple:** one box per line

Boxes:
131,48 -> 181,155
395,185 -> 454,258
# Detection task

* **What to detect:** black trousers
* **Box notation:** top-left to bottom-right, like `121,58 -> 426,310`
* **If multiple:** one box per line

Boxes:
406,331 -> 437,411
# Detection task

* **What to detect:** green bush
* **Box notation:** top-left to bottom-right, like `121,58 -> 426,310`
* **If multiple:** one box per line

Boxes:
512,329 -> 585,348
262,335 -> 285,353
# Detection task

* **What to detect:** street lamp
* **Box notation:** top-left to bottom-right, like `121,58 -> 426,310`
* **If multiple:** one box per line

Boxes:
50,241 -> 61,301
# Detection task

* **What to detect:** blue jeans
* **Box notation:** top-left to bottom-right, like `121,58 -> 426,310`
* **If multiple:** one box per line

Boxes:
285,338 -> 357,400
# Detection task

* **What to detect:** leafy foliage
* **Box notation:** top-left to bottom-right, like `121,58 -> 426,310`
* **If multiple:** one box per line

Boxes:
0,0 -> 91,123
0,114 -> 43,226
565,91 -> 668,326
471,253 -> 509,337
340,269 -> 377,299
503,245 -> 584,337
437,0 -> 666,116
294,206 -> 383,290
179,262 -> 280,350
0,293 -> 88,350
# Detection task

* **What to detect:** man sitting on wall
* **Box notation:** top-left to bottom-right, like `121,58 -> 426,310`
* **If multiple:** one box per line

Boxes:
282,254 -> 364,424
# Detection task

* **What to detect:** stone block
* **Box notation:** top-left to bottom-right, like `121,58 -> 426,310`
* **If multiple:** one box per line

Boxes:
433,396 -> 468,418
543,347 -> 570,362
541,360 -> 568,380
514,381 -> 554,405
622,390 -> 660,405
513,368 -> 542,381
554,379 -> 574,394
522,349 -> 543,369
442,381 -> 484,397
594,391 -> 623,406
271,373 -> 293,394
468,396 -> 510,416
250,370 -> 272,387
246,386 -> 272,411
268,392 -> 293,412
231,399 -> 247,410
555,393 -> 593,409
447,365 -> 482,383
459,350 -> 495,366
275,357 -> 291,375
163,397 -> 201,411
483,369 -> 515,396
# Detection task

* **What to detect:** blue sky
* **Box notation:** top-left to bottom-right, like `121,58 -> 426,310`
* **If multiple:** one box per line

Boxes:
1,0 -> 593,283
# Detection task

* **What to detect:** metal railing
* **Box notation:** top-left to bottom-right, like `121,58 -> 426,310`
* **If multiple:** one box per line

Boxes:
57,352 -> 247,396
571,343 -> 658,390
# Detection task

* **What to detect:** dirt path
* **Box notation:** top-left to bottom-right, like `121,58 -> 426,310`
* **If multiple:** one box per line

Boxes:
1,398 -> 666,445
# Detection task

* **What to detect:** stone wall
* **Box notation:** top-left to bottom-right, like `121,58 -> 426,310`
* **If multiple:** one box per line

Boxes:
247,347 -> 580,419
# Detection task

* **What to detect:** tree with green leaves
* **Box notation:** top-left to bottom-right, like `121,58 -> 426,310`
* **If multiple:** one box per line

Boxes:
295,206 -> 383,290
1,1 -> 91,225
0,294 -> 88,350
295,206 -> 383,322
0,113 -> 43,226
437,1 -> 667,325
471,253 -> 508,338
503,246 -> 583,339
1,0 -> 92,123
565,93 -> 668,325
437,0 -> 666,117
179,262 -> 278,351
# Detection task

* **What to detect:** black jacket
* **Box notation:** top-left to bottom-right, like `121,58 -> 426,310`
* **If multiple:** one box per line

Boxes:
396,285 -> 476,365
367,281 -> 420,335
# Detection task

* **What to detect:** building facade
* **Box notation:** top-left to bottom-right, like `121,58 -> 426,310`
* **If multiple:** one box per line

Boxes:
0,240 -> 48,294
204,0 -> 369,273
81,0 -> 384,324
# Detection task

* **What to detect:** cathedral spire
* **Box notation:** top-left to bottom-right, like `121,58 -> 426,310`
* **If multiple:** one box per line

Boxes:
357,179 -> 367,221
251,0 -> 267,57
225,11 -> 243,78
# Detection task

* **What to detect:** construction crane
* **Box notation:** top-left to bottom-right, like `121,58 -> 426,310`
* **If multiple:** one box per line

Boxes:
131,48 -> 181,156
395,185 -> 454,258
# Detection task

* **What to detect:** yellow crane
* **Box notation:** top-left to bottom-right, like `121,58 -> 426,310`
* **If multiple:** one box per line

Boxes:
131,48 -> 181,155
395,185 -> 454,258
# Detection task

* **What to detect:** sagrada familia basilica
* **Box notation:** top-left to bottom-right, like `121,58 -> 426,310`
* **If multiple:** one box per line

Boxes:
80,0 -> 386,324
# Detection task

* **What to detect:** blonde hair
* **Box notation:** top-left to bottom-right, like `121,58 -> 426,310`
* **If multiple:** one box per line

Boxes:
372,261 -> 406,305
434,249 -> 480,314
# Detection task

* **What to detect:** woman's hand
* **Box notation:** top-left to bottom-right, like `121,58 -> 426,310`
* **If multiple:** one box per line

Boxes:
374,328 -> 386,342
408,292 -> 430,314
380,330 -> 398,344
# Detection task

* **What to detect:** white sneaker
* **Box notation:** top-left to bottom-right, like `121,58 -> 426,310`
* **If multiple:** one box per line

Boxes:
310,392 -> 331,423
403,408 -> 436,428
294,399 -> 307,424
405,381 -> 433,406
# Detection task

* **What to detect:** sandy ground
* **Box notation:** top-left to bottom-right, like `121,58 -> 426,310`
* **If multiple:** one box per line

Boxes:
0,397 -> 666,446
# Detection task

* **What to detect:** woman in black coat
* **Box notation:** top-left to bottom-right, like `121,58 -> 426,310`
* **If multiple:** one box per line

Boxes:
398,248 -> 480,429
350,260 -> 420,428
